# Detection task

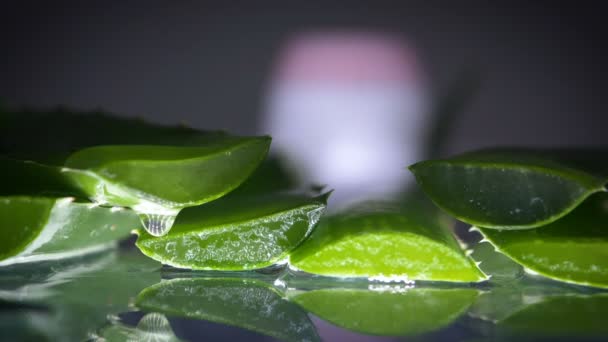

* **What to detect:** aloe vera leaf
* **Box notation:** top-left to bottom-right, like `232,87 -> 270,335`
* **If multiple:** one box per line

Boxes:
409,148 -> 608,229
289,196 -> 486,282
98,313 -> 183,342
135,192 -> 328,270
476,192 -> 608,289
63,136 -> 271,236
0,108 -> 226,164
1,109 -> 272,237
289,287 -> 478,336
0,196 -> 140,265
136,277 -> 320,342
470,240 -> 523,283
0,157 -> 86,198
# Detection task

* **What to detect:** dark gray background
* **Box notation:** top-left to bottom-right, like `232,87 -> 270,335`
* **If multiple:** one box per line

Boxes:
1,1 -> 606,155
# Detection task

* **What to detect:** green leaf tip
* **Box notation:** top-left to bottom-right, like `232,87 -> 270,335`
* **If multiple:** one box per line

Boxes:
409,148 -> 608,229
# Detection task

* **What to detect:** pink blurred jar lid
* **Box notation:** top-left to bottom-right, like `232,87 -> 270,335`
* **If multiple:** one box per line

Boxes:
271,31 -> 425,84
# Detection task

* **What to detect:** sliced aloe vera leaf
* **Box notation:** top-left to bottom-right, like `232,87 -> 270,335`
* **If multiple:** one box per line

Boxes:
98,313 -> 183,342
476,192 -> 608,289
134,192 -> 328,270
0,196 -> 140,265
1,108 -> 272,236
409,148 -> 608,229
136,277 -> 320,342
63,136 -> 271,236
288,287 -> 478,336
289,196 -> 486,282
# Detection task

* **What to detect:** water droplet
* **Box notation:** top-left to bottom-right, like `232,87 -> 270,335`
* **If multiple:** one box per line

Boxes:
139,212 -> 177,237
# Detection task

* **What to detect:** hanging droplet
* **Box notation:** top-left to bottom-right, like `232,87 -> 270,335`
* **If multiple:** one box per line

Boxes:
138,212 -> 177,237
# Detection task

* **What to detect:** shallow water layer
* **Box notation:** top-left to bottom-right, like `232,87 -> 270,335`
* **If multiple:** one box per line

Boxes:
0,247 -> 606,342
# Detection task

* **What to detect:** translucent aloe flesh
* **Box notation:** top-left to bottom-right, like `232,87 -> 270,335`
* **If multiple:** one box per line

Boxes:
289,288 -> 478,336
289,199 -> 486,282
0,196 -> 140,265
476,193 -> 608,289
136,278 -> 320,342
135,192 -> 328,270
409,148 -> 608,229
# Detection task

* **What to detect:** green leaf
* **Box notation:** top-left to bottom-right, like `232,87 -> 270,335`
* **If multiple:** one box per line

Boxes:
0,108 -> 226,164
135,192 -> 328,270
1,108 -> 272,237
0,157 -> 86,198
289,197 -> 486,282
0,196 -> 139,265
98,313 -> 183,342
409,148 -> 608,229
136,277 -> 320,342
289,287 -> 479,336
476,192 -> 608,288
64,136 -> 271,236
470,241 -> 523,284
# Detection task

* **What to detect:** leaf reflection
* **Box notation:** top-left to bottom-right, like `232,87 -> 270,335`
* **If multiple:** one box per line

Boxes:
136,277 -> 320,342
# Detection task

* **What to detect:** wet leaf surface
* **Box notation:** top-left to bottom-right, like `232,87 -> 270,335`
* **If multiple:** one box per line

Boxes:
289,196 -> 486,282
135,192 -> 328,270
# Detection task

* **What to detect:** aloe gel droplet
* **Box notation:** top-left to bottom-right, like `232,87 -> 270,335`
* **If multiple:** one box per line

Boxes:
134,313 -> 179,341
138,211 -> 179,237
